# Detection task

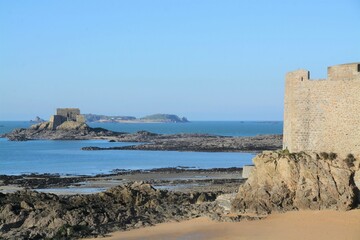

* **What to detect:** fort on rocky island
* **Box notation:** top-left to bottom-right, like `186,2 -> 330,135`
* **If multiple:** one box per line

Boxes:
29,108 -> 87,131
283,63 -> 360,156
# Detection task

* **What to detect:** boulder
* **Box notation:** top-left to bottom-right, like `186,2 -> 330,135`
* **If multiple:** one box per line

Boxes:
232,151 -> 360,215
241,165 -> 254,178
55,121 -> 88,130
30,122 -> 51,130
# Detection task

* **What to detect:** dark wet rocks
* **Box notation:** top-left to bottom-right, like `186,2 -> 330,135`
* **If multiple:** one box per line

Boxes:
0,167 -> 245,192
0,174 -> 84,189
83,134 -> 283,152
0,182 -> 226,240
2,126 -> 123,141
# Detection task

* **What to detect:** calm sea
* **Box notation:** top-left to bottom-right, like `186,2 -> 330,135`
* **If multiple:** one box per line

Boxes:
0,121 -> 283,176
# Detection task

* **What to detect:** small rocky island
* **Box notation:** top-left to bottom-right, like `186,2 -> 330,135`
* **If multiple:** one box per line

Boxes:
3,108 -> 120,141
29,116 -> 45,123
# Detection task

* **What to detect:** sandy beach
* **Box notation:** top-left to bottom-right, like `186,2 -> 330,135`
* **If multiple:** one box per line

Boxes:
86,209 -> 360,240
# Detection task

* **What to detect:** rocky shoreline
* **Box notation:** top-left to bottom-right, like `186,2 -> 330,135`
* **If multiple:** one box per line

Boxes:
0,167 -> 245,192
1,126 -> 122,141
83,134 -> 282,152
6,125 -> 358,239
0,167 -> 252,239
2,126 -> 282,152
0,182 -> 231,239
1,151 -> 360,239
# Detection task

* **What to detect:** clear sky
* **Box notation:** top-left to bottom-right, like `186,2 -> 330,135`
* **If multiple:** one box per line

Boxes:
1,0 -> 359,121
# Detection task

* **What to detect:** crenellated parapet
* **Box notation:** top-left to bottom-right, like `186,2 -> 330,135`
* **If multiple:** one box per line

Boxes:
328,63 -> 360,81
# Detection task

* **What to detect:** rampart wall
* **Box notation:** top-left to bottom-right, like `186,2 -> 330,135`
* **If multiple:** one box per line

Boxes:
56,108 -> 80,121
283,63 -> 360,156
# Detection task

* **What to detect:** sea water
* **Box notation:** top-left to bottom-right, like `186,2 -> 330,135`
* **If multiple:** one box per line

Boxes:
0,121 -> 283,176
0,121 -> 283,136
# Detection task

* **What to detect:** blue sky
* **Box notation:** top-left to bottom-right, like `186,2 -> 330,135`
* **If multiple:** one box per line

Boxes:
1,0 -> 359,120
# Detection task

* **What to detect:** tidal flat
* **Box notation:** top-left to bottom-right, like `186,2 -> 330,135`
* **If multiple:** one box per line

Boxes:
0,167 -> 245,195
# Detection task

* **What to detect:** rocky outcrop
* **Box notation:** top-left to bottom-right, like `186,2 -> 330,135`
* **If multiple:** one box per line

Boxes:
0,182 -> 224,240
30,116 -> 45,123
3,125 -> 282,152
30,121 -> 88,131
4,125 -> 120,141
232,151 -> 360,215
30,121 -> 52,130
83,134 -> 283,152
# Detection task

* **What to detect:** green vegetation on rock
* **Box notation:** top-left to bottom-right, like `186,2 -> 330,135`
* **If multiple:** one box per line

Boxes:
140,114 -> 189,123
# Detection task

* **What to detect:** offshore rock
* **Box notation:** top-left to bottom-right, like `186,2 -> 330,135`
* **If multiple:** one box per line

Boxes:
4,124 -> 120,141
30,116 -> 45,123
232,151 -> 360,215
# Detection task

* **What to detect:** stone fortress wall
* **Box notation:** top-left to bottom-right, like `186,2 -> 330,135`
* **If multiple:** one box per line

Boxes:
49,108 -> 85,130
56,108 -> 80,121
283,63 -> 360,157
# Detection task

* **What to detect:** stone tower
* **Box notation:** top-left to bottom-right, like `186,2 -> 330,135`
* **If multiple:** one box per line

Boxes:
283,63 -> 360,156
49,108 -> 85,129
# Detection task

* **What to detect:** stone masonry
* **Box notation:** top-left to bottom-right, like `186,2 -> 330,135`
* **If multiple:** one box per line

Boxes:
283,63 -> 360,157
49,108 -> 85,130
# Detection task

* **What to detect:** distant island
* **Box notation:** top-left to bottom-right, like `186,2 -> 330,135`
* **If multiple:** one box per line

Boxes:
30,116 -> 45,123
83,113 -> 189,123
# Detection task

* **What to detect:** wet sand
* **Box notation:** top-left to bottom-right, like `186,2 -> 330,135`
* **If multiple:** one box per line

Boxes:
85,210 -> 360,240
